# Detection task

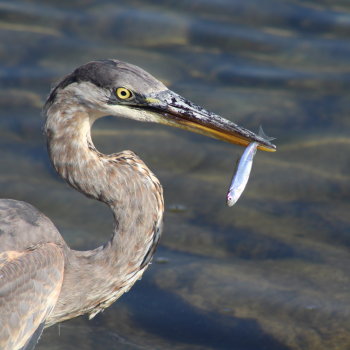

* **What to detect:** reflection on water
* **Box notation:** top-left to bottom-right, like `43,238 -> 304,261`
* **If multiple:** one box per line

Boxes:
1,0 -> 350,349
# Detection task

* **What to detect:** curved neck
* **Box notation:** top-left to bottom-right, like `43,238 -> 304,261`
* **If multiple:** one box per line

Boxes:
43,98 -> 164,324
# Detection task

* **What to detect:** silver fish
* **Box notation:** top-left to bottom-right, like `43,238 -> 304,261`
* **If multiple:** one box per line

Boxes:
226,126 -> 275,207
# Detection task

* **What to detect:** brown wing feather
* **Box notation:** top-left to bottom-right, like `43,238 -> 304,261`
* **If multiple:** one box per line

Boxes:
0,243 -> 64,350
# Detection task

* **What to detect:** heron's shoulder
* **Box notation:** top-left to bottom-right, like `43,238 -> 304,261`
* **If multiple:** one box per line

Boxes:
0,199 -> 64,253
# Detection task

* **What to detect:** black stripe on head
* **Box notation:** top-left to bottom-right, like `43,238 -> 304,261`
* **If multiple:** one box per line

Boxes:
60,60 -> 119,90
44,59 -> 167,110
44,60 -> 119,108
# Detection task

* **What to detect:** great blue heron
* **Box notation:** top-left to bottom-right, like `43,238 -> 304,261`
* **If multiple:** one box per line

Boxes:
0,60 -> 276,350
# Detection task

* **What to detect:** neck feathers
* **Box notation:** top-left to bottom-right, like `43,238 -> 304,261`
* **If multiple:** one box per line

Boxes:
43,95 -> 164,324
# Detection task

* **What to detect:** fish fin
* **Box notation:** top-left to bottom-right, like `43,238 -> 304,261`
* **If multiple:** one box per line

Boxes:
236,153 -> 241,165
234,153 -> 241,172
259,125 -> 276,141
228,153 -> 241,191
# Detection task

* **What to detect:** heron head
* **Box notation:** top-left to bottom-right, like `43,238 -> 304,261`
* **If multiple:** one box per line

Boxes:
45,60 -> 276,152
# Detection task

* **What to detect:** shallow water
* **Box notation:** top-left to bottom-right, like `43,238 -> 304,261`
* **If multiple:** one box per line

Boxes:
1,0 -> 350,349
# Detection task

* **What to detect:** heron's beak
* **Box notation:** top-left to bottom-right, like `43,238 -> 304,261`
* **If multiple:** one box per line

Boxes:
143,90 -> 276,152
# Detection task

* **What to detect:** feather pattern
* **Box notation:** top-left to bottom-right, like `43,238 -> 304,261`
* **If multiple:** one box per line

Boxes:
42,87 -> 164,325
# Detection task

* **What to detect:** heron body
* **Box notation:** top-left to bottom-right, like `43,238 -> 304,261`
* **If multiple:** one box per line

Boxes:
0,60 -> 276,350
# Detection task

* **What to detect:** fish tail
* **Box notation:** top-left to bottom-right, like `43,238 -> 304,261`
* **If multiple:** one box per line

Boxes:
259,125 -> 276,141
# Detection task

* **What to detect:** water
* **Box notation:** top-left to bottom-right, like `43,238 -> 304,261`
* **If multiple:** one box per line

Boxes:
1,0 -> 350,349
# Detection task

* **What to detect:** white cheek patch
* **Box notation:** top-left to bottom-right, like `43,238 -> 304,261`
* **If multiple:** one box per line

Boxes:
104,105 -> 166,124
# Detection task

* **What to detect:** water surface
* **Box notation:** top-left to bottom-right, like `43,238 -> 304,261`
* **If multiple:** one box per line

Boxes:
1,0 -> 350,349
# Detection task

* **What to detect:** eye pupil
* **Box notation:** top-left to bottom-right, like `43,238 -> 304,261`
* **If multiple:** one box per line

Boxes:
117,87 -> 132,99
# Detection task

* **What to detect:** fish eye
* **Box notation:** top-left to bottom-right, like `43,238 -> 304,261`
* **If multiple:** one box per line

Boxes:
116,87 -> 133,100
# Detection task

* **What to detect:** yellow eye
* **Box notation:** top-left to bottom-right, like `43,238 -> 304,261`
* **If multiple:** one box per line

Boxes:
116,87 -> 132,99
